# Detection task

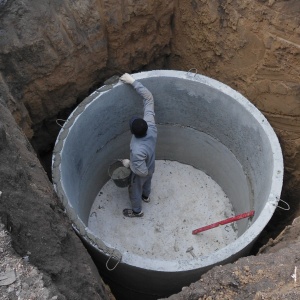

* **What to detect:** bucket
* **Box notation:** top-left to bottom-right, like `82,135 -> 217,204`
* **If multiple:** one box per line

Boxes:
108,160 -> 131,188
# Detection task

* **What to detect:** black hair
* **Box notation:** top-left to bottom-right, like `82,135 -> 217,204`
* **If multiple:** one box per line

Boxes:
130,117 -> 148,138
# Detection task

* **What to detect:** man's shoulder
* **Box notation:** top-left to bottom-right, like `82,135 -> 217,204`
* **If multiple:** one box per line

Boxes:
130,144 -> 147,160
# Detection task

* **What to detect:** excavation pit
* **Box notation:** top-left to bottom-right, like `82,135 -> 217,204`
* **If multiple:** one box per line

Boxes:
52,70 -> 283,299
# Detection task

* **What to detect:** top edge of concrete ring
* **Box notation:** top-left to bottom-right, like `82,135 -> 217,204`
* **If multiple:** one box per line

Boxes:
52,69 -> 283,272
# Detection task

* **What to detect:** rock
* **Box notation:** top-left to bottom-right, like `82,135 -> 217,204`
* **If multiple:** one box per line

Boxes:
0,270 -> 16,286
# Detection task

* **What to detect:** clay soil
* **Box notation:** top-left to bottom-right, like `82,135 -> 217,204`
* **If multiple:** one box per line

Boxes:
0,104 -> 114,300
1,0 -> 300,299
163,217 -> 300,300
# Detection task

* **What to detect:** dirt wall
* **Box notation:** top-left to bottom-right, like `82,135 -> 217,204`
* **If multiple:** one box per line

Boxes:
169,0 -> 300,217
0,0 -> 173,151
0,103 -> 114,299
1,0 -> 300,299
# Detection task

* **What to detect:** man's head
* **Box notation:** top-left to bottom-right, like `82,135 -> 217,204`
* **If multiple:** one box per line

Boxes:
129,116 -> 148,138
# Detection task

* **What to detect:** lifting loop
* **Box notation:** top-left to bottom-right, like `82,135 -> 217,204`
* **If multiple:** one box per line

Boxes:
106,254 -> 121,271
56,119 -> 66,128
187,68 -> 198,77
277,199 -> 290,211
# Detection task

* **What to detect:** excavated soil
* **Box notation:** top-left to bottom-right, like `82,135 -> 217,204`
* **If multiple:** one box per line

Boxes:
1,0 -> 300,299
0,104 -> 114,300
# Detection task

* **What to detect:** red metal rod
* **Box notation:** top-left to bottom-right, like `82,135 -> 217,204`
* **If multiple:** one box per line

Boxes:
192,210 -> 255,235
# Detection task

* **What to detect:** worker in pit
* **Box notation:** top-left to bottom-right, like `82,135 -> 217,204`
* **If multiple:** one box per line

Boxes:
120,73 -> 157,218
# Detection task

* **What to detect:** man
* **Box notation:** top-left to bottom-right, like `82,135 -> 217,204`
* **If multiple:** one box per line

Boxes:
120,73 -> 157,218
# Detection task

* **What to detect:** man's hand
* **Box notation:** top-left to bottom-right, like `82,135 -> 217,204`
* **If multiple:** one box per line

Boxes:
121,159 -> 130,168
120,73 -> 135,85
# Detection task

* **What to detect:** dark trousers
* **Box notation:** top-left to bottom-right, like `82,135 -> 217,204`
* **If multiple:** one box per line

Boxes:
128,172 -> 153,213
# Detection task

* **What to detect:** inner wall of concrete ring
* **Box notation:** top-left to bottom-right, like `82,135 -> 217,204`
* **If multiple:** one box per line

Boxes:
52,70 -> 283,296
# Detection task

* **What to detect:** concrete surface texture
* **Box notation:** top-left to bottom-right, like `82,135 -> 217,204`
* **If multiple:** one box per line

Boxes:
52,70 -> 283,297
88,160 -> 237,269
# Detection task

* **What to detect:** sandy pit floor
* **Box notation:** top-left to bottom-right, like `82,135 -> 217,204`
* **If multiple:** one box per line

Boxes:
88,160 -> 237,267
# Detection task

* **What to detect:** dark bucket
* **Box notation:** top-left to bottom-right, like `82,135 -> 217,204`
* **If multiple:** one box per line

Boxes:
108,160 -> 131,188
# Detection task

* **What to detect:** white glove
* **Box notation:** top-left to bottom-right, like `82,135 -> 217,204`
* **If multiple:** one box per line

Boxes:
121,159 -> 130,168
120,73 -> 135,85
